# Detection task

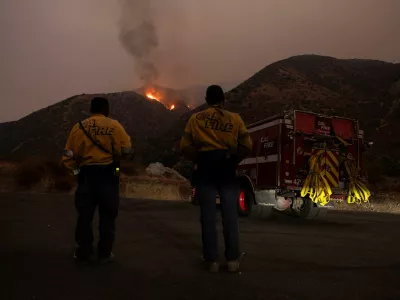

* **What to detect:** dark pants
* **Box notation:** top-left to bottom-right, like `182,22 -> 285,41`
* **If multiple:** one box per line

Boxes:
195,150 -> 241,262
74,165 -> 119,259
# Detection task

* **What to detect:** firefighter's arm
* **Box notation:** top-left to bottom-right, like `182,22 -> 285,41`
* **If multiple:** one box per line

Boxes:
236,115 -> 253,162
113,121 -> 133,159
180,117 -> 198,161
62,124 -> 80,173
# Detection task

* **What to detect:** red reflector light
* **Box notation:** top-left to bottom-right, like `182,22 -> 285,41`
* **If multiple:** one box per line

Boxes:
239,191 -> 246,211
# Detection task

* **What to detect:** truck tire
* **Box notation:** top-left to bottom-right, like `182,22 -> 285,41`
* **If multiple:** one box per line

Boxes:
290,197 -> 328,220
238,187 -> 253,217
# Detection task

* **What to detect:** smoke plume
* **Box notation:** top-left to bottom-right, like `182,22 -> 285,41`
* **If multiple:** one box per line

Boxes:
119,0 -> 159,86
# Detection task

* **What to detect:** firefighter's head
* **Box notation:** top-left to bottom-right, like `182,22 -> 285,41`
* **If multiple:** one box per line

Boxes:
205,85 -> 225,106
91,97 -> 109,117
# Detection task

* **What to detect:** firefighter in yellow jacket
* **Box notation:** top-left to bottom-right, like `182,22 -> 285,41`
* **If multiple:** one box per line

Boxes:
180,85 -> 253,273
62,97 -> 132,264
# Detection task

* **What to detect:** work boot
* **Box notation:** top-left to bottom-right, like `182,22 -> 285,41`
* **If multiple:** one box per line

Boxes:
98,253 -> 115,265
204,261 -> 219,273
227,260 -> 240,273
73,253 -> 96,265
201,257 -> 219,273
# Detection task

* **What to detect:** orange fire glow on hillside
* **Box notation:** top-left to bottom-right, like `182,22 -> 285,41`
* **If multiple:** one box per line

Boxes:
145,87 -> 175,110
146,92 -> 160,102
145,86 -> 163,103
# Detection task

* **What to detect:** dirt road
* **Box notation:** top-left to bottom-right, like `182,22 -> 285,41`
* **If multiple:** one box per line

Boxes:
1,193 -> 400,300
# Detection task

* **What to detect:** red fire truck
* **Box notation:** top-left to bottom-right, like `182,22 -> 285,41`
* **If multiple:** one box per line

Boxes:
191,110 -> 371,220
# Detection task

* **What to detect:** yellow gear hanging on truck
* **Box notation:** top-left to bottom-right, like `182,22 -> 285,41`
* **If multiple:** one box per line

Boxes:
300,149 -> 333,206
344,159 -> 371,204
300,149 -> 371,206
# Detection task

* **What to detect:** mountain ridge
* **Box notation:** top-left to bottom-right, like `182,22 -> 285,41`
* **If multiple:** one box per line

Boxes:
0,91 -> 180,163
1,54 -> 400,175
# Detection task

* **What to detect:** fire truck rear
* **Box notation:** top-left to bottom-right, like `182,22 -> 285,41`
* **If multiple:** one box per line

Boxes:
191,110 -> 371,220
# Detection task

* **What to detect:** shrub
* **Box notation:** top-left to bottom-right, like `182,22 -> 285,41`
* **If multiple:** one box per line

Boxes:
53,175 -> 75,192
173,160 -> 194,180
120,161 -> 144,176
44,160 -> 75,191
14,158 -> 75,191
14,159 -> 46,188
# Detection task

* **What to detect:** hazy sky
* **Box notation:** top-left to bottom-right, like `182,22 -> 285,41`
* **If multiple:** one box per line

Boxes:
1,0 -> 399,122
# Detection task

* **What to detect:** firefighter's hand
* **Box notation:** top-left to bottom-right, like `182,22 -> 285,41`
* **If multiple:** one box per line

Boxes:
236,145 -> 252,162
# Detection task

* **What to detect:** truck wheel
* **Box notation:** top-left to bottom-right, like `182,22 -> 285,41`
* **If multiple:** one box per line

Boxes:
291,197 -> 328,220
238,188 -> 253,217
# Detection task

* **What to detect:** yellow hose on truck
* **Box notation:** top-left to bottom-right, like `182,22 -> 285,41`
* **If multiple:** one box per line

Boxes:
344,160 -> 371,204
301,150 -> 371,206
300,150 -> 332,206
